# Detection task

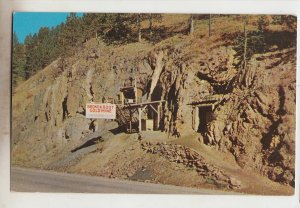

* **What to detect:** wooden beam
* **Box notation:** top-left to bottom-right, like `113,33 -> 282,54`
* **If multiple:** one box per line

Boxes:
121,92 -> 124,107
194,103 -> 214,108
195,107 -> 199,131
120,86 -> 135,91
138,108 -> 142,132
134,77 -> 137,104
157,103 -> 161,130
142,105 -> 147,112
129,109 -> 132,133
123,100 -> 165,109
149,104 -> 158,114
192,107 -> 195,130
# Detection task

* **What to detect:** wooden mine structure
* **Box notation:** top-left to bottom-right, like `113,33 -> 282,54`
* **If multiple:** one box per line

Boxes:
189,94 -> 223,133
113,77 -> 165,133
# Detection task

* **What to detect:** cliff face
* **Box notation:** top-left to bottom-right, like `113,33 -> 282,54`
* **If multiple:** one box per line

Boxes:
140,37 -> 296,186
11,15 -> 296,191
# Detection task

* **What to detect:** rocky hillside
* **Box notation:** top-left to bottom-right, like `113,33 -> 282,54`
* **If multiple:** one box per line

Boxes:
11,15 -> 296,194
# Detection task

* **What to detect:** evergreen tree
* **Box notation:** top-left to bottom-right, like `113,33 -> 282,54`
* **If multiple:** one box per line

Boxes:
257,15 -> 269,32
189,14 -> 213,36
273,15 -> 297,31
189,15 -> 194,35
148,13 -> 162,39
104,14 -> 134,43
60,13 -> 81,56
131,13 -> 150,42
209,14 -> 212,37
24,34 -> 38,79
137,13 -> 142,42
82,13 -> 102,40
12,32 -> 26,87
37,27 -> 51,69
234,15 -> 268,70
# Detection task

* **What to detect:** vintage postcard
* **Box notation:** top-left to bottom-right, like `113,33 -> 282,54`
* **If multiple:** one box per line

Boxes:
11,12 -> 296,195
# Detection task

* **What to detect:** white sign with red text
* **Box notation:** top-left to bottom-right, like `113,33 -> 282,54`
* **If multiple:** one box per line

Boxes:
86,103 -> 116,119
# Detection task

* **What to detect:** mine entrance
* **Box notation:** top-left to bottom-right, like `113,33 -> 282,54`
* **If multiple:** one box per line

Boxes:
117,77 -> 165,133
190,95 -> 223,134
192,105 -> 215,134
197,106 -> 214,133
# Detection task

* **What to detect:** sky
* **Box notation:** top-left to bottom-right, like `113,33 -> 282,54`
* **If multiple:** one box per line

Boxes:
13,12 -> 83,43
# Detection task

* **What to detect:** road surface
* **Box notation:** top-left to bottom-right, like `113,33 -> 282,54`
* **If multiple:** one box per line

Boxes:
11,167 -> 237,194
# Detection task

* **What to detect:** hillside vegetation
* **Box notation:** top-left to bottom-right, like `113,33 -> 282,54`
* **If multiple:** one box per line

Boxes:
12,14 -> 296,195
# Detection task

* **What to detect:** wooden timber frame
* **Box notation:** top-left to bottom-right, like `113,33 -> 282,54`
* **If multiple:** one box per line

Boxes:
119,77 -> 143,106
189,99 -> 218,132
117,77 -> 165,133
122,100 -> 165,133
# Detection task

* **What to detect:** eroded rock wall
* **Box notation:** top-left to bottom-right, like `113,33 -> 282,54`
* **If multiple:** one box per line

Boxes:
12,34 -> 295,187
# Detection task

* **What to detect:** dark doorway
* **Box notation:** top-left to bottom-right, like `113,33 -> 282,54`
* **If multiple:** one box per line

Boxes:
197,106 -> 214,133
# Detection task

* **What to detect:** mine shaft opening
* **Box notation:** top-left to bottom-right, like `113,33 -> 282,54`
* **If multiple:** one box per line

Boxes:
198,106 -> 214,132
123,91 -> 135,101
193,105 -> 215,134
151,83 -> 163,102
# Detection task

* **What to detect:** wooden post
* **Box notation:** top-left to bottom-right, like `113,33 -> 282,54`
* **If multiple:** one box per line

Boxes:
209,14 -> 212,37
192,107 -> 195,130
137,14 -> 142,42
195,107 -> 199,131
134,77 -> 137,104
129,109 -> 132,133
149,13 -> 153,38
157,103 -> 161,130
138,108 -> 142,132
135,89 -> 138,104
121,92 -> 124,107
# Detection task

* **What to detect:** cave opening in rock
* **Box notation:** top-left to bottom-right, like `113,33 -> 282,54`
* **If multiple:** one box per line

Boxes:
151,83 -> 163,102
193,105 -> 215,134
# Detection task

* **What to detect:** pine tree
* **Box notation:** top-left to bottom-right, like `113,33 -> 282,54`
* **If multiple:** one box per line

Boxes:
103,14 -> 134,43
82,13 -> 104,40
209,14 -> 212,37
257,15 -> 269,32
189,14 -> 213,37
189,15 -> 194,35
24,34 -> 38,79
273,15 -> 296,31
149,13 -> 153,37
128,13 -> 150,42
134,14 -> 142,42
37,27 -> 51,69
234,15 -> 268,70
147,13 -> 162,41
12,32 -> 26,87
243,16 -> 248,70
59,13 -> 82,57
